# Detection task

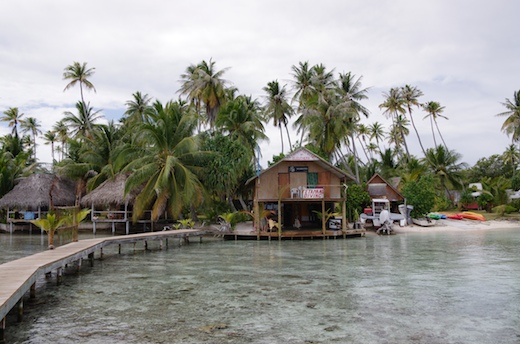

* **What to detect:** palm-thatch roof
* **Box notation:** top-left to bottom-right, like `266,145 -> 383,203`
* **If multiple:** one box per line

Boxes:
81,173 -> 139,207
0,173 -> 76,209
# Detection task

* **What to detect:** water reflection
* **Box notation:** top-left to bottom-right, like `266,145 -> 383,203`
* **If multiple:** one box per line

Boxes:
3,229 -> 520,343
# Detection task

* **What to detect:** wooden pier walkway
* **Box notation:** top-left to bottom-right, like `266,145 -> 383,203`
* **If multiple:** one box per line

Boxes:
0,229 -> 205,340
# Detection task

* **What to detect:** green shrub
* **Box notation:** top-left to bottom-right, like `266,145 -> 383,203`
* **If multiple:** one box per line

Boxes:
492,204 -> 516,216
346,183 -> 371,221
402,174 -> 436,218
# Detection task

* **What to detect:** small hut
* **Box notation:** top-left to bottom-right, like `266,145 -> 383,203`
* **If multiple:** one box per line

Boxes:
0,174 -> 76,233
366,173 -> 405,212
81,174 -> 146,234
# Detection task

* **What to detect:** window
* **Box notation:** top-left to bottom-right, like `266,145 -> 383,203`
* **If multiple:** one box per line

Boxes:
307,172 -> 318,187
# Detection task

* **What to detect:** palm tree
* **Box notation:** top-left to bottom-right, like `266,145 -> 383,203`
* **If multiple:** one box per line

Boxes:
387,115 -> 410,162
356,124 -> 370,161
337,71 -> 370,183
123,91 -> 153,125
369,121 -> 386,153
423,145 -> 467,201
1,107 -> 25,138
502,144 -> 520,177
291,61 -> 315,144
43,130 -> 57,163
53,120 -> 69,161
423,101 -> 448,148
178,58 -> 230,128
263,80 -> 294,153
497,90 -> 520,142
366,142 -> 379,160
123,100 -> 203,222
379,88 -> 410,161
291,61 -> 315,106
401,85 -> 426,155
216,95 -> 267,157
63,101 -> 102,140
293,63 -> 336,146
20,117 -> 42,160
63,61 -> 96,106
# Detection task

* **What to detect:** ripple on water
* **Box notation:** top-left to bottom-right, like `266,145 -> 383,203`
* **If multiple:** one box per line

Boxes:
3,230 -> 520,343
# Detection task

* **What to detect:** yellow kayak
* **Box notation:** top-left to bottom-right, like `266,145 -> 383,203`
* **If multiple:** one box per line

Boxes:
461,211 -> 485,221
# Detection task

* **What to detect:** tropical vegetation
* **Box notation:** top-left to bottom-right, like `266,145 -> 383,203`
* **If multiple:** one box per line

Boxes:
1,59 -> 519,227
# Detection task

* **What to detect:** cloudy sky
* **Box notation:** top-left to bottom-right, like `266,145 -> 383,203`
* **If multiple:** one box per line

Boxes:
0,0 -> 518,168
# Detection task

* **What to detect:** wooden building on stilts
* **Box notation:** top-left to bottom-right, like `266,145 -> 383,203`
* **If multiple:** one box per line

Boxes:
241,147 -> 364,240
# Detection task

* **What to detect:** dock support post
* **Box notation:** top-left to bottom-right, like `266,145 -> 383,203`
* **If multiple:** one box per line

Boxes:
30,283 -> 36,299
17,299 -> 23,322
1,317 -> 5,343
57,267 -> 63,285
118,244 -> 121,254
100,248 -> 104,259
77,258 -> 82,273
144,241 -> 148,250
88,252 -> 94,267
159,239 -> 163,250
166,238 -> 168,248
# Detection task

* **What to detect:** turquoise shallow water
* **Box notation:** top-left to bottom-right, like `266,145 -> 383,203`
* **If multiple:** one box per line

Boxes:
1,229 -> 520,343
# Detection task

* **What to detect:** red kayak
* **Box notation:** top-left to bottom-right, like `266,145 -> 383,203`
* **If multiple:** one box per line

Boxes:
446,214 -> 464,220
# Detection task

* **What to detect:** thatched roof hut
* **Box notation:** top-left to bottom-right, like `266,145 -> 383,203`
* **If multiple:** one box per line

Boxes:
0,173 -> 76,209
81,173 -> 138,207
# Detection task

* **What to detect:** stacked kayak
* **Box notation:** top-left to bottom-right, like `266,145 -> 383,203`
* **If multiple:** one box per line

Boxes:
445,213 -> 464,220
461,211 -> 486,221
430,212 -> 485,221
427,213 -> 447,220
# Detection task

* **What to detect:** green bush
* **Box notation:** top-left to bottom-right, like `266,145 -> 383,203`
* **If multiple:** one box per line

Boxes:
509,198 -> 520,211
402,174 -> 436,218
346,183 -> 371,222
492,204 -> 516,216
434,195 -> 452,212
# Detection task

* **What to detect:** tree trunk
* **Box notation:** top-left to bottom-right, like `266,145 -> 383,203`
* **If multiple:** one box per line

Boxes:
48,230 -> 55,250
408,107 -> 426,156
284,123 -> 292,152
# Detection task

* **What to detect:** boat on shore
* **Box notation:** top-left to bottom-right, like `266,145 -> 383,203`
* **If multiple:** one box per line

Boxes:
412,218 -> 437,227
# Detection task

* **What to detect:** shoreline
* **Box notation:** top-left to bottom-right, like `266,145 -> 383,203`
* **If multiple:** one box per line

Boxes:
393,218 -> 520,233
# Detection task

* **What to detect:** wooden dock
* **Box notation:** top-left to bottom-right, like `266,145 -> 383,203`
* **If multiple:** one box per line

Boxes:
0,229 -> 205,340
222,229 -> 366,240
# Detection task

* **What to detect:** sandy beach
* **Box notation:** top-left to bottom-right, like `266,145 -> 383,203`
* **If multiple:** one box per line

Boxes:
394,218 -> 520,233
232,218 -> 520,235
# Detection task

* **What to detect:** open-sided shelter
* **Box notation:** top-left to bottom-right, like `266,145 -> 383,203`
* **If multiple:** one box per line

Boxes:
80,173 -> 148,234
0,173 -> 76,232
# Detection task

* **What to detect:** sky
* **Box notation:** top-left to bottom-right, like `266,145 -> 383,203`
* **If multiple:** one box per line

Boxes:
0,0 -> 518,169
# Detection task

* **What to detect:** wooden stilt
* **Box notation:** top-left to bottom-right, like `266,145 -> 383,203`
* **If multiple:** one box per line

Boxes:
100,248 -> 104,259
77,259 -> 82,273
0,317 -> 5,343
57,267 -> 63,285
144,241 -> 148,250
159,239 -> 163,250
30,283 -> 36,299
166,238 -> 168,248
16,299 -> 23,322
118,244 -> 121,254
88,252 -> 94,267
